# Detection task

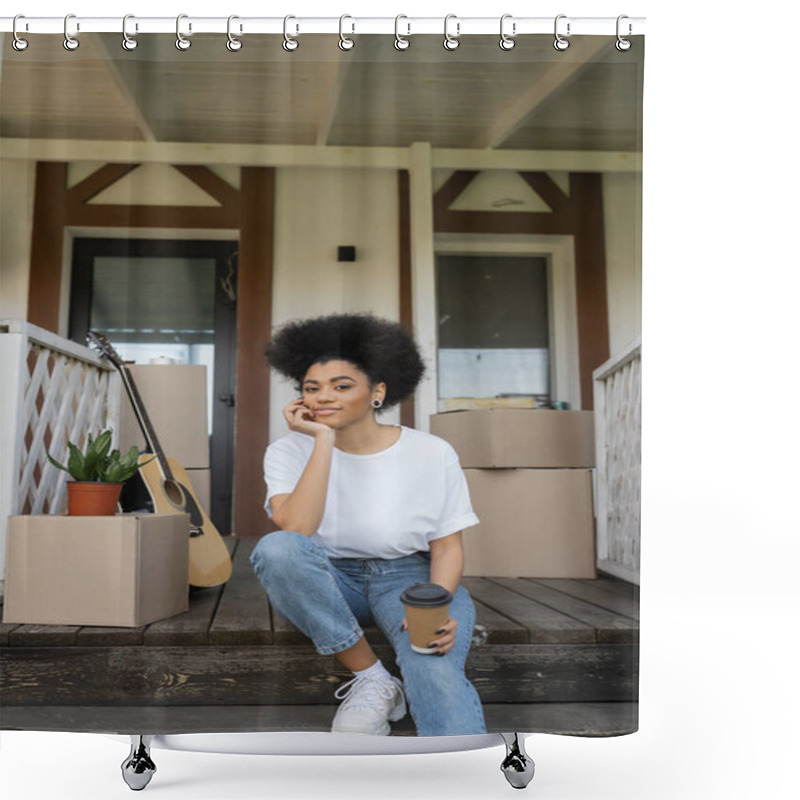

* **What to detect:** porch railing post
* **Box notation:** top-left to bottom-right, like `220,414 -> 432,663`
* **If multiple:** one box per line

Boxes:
0,319 -> 118,597
0,325 -> 29,596
593,335 -> 641,584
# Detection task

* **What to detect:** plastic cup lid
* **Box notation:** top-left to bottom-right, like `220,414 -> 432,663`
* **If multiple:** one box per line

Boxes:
400,582 -> 453,607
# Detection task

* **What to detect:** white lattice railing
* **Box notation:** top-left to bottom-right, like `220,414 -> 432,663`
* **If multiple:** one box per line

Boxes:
593,336 -> 641,585
0,320 -> 121,589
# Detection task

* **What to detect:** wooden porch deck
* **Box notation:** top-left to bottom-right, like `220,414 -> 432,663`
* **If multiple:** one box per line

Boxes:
1,537 -> 639,737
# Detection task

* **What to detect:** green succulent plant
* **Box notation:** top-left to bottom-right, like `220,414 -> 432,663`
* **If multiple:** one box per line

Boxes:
47,429 -> 154,483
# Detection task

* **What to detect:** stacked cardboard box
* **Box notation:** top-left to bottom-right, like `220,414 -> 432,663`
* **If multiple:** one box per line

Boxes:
2,513 -> 190,627
430,409 -> 596,578
118,364 -> 212,512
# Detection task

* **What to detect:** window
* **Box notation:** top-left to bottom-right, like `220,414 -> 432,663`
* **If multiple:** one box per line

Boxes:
436,254 -> 550,404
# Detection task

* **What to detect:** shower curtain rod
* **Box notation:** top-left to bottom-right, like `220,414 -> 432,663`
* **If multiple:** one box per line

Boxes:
2,15 -> 646,39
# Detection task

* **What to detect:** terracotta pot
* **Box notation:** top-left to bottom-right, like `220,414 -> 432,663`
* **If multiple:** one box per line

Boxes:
66,481 -> 123,516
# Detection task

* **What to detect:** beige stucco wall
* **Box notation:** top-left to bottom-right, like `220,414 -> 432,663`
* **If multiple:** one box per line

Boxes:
272,167 -> 400,324
0,159 -> 36,321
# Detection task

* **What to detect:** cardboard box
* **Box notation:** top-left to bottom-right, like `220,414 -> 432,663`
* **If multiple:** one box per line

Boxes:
118,364 -> 209,468
462,469 -> 596,578
430,408 -> 595,468
2,513 -> 189,627
442,397 -> 537,411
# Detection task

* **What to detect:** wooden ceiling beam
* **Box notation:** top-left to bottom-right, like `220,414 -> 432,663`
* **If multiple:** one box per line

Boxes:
315,53 -> 353,147
473,37 -> 614,150
1,139 -> 641,172
89,34 -> 159,143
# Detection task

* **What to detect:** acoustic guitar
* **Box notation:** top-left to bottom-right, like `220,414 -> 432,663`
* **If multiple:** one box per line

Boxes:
88,331 -> 232,588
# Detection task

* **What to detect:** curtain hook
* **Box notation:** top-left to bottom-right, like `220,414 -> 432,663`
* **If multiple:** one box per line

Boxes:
394,15 -> 410,51
443,14 -> 460,51
499,14 -> 516,50
227,15 -> 243,51
12,15 -> 29,51
339,14 -> 355,51
122,14 -> 138,51
616,15 -> 632,51
176,14 -> 192,50
283,15 -> 299,51
554,14 -> 570,51
63,13 -> 80,51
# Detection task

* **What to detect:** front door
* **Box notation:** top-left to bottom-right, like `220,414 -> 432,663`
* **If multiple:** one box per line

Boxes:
68,237 -> 238,534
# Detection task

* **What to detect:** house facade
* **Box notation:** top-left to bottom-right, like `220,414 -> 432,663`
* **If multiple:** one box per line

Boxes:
0,33 -> 642,578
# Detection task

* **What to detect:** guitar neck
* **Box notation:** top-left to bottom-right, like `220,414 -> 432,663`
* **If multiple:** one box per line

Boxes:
118,364 -> 174,482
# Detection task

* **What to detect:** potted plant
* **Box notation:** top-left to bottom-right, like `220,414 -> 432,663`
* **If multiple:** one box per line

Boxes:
47,429 -> 153,516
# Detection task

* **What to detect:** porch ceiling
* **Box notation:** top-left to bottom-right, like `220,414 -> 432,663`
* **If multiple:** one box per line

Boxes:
0,33 -> 643,153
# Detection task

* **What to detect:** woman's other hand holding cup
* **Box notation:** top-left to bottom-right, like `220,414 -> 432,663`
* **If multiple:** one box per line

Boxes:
403,616 -> 459,655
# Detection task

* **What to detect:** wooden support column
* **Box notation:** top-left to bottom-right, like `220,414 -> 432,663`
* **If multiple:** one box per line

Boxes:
27,163 -> 69,332
568,173 -> 610,410
397,170 -> 415,429
234,167 -> 275,537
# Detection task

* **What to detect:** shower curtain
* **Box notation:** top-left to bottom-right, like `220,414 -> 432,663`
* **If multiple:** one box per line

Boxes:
0,21 -> 643,746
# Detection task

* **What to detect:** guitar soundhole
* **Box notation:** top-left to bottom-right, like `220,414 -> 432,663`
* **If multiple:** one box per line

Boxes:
162,478 -> 204,530
163,480 -> 184,507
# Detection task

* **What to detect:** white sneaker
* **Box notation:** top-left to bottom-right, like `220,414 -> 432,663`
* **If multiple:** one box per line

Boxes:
331,673 -> 406,735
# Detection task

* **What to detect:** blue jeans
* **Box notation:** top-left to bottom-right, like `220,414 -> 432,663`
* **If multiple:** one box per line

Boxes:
250,530 -> 487,736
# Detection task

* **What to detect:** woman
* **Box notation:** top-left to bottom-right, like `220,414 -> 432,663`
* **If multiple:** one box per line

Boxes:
250,313 -> 486,737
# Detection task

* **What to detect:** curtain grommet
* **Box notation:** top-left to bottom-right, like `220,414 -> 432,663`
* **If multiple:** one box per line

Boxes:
338,14 -> 355,51
283,15 -> 299,51
12,15 -> 29,51
394,15 -> 410,50
499,14 -> 516,50
175,14 -> 191,50
554,14 -> 570,51
63,13 -> 80,51
122,14 -> 138,51
443,14 -> 460,51
616,15 -> 633,51
227,15 -> 243,51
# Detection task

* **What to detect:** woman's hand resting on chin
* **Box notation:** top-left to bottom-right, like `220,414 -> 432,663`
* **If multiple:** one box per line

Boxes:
284,398 -> 335,438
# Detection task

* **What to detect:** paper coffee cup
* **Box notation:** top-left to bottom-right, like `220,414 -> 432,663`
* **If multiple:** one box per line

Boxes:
400,583 -> 453,654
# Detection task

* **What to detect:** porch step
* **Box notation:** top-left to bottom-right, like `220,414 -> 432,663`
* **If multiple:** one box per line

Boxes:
0,702 -> 637,737
1,536 -> 639,715
0,641 -> 636,706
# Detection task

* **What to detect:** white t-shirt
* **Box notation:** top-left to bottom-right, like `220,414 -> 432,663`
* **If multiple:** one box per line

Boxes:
263,426 -> 479,559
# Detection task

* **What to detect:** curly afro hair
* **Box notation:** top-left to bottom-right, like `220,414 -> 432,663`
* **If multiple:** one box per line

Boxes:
265,313 -> 426,410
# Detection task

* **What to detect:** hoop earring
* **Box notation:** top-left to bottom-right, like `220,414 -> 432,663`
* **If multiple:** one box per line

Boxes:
371,398 -> 384,409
